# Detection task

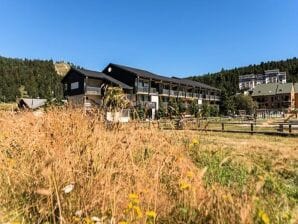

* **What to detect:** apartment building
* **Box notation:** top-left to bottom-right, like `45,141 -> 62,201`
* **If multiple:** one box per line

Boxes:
295,83 -> 298,109
62,63 -> 221,119
251,83 -> 295,111
239,69 -> 287,90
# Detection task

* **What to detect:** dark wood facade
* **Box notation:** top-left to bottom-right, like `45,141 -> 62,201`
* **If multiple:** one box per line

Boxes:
62,64 -> 221,117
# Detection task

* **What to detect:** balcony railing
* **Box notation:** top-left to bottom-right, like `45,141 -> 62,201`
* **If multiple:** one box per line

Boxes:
186,92 -> 193,98
85,86 -> 101,95
149,88 -> 157,94
160,89 -> 170,95
193,93 -> 199,98
170,90 -> 176,96
137,86 -> 149,93
178,91 -> 185,97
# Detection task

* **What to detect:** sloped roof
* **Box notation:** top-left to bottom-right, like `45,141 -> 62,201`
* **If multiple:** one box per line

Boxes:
172,77 -> 220,91
276,83 -> 293,94
252,83 -> 293,97
109,63 -> 219,91
294,83 -> 298,93
109,63 -> 175,83
65,68 -> 133,90
252,83 -> 278,97
20,98 -> 47,109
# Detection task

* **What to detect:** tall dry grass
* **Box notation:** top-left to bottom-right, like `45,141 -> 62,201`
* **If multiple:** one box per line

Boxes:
0,108 -> 297,223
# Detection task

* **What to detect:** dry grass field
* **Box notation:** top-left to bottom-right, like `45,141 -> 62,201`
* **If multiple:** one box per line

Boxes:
0,109 -> 297,224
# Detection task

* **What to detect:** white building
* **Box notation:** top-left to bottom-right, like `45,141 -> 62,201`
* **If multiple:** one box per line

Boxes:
239,69 -> 286,91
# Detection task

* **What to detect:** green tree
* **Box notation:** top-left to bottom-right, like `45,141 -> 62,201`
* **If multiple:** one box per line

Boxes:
220,90 -> 235,115
201,103 -> 211,117
177,99 -> 187,114
189,100 -> 200,117
168,99 -> 179,117
233,94 -> 257,115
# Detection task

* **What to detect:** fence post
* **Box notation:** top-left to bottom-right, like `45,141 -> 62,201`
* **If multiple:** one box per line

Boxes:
289,124 -> 292,133
250,123 -> 254,135
279,124 -> 284,133
221,123 -> 224,132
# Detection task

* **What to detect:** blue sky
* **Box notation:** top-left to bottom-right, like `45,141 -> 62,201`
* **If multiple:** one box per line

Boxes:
0,0 -> 297,77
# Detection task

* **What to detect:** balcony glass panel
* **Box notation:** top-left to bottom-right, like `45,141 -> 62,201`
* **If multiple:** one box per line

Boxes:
186,92 -> 193,97
161,89 -> 170,95
150,88 -> 157,93
170,90 -> 176,96
137,86 -> 149,93
85,86 -> 101,95
178,91 -> 185,97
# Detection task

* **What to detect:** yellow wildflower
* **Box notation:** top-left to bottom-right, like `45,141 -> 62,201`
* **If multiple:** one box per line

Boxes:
83,217 -> 93,224
127,202 -> 133,209
129,193 -> 138,200
72,216 -> 81,222
192,139 -> 199,145
189,138 -> 199,148
258,210 -> 270,224
118,221 -> 128,224
129,193 -> 140,204
146,210 -> 157,218
179,181 -> 191,190
133,206 -> 143,218
186,171 -> 194,179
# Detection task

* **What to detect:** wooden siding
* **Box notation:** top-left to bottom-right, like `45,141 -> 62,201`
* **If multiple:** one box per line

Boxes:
62,70 -> 85,96
103,65 -> 136,89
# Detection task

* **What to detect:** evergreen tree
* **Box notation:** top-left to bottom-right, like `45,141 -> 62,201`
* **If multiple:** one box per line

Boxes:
0,56 -> 63,102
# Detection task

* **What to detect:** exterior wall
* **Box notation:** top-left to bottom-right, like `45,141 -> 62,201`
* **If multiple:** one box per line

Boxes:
239,70 -> 287,91
67,94 -> 85,106
62,70 -> 85,96
86,78 -> 104,87
295,93 -> 298,109
103,65 -> 136,88
85,95 -> 102,107
253,93 -> 292,110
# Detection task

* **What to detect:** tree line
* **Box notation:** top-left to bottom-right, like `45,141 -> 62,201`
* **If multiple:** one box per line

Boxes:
0,56 -> 64,102
1,55 -> 298,115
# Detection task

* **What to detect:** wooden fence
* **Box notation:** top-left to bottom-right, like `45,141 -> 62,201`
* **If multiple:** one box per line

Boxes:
157,119 -> 298,137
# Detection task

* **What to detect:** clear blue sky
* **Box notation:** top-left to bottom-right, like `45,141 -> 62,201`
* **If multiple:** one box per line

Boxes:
0,0 -> 297,77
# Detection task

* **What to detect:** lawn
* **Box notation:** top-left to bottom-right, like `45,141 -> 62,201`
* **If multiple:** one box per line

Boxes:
0,109 -> 297,223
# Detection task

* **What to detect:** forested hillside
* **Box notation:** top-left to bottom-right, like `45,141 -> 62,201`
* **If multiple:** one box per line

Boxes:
0,56 -> 63,102
190,57 -> 298,95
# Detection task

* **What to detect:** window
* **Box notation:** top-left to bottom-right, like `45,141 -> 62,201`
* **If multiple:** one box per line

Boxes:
71,82 -> 79,90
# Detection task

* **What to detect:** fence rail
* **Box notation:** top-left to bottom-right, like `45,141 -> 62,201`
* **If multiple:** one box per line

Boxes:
158,119 -> 298,137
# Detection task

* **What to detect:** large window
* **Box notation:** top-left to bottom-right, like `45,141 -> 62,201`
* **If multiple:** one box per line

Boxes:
71,82 -> 79,90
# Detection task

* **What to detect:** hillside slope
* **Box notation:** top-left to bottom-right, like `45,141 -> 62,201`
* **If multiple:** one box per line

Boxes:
54,62 -> 71,76
190,57 -> 298,95
0,56 -> 63,102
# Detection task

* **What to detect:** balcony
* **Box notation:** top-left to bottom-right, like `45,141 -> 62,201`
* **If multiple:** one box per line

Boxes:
160,89 -> 170,95
137,86 -> 149,94
178,91 -> 185,97
203,95 -> 210,100
193,93 -> 199,98
186,92 -> 193,98
85,86 -> 101,95
170,90 -> 177,97
149,88 -> 158,94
